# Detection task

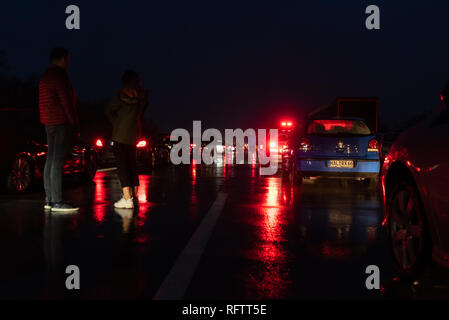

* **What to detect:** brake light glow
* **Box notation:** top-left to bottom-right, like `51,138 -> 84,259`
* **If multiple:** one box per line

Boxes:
136,140 -> 147,148
281,121 -> 293,127
299,138 -> 312,151
95,139 -> 103,148
367,139 -> 379,152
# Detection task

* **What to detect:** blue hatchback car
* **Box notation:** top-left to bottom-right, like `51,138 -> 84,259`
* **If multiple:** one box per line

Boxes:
283,117 -> 380,187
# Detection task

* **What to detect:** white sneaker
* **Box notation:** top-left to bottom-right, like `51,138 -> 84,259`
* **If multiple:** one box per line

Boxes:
114,197 -> 134,209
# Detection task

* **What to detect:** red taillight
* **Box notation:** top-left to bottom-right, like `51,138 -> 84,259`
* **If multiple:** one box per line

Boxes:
136,140 -> 147,148
299,138 -> 312,151
368,139 -> 379,152
95,139 -> 103,148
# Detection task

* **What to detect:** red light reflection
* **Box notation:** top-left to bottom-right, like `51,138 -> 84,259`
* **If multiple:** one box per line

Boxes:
248,177 -> 290,298
137,175 -> 151,227
191,162 -> 197,189
251,163 -> 256,178
251,153 -> 256,166
320,241 -> 351,260
93,171 -> 107,223
137,175 -> 150,203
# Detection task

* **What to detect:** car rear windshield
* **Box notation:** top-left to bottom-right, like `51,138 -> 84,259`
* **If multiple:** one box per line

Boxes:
306,119 -> 371,136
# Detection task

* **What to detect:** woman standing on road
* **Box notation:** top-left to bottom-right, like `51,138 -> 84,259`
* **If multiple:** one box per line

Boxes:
105,70 -> 149,209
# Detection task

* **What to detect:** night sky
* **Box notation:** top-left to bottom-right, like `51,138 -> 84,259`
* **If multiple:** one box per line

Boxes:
1,0 -> 448,131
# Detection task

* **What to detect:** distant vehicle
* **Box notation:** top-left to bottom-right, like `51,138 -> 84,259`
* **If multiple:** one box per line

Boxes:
93,136 -> 154,170
381,104 -> 449,277
152,133 -> 174,166
0,108 -> 97,193
262,120 -> 295,163
283,117 -> 380,187
277,120 -> 294,160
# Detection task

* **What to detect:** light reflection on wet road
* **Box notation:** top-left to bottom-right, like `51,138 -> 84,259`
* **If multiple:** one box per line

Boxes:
0,165 -> 448,299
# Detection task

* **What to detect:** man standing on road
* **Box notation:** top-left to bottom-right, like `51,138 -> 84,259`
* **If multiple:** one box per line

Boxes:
39,47 -> 79,212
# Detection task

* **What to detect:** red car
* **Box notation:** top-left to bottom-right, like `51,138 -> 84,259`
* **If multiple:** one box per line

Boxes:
381,103 -> 449,277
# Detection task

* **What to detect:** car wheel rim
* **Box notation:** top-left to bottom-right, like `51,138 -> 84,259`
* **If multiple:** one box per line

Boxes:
11,157 -> 31,191
389,189 -> 423,271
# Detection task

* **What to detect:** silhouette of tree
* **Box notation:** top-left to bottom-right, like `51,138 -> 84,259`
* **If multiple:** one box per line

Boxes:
0,51 -> 6,71
0,50 -> 38,109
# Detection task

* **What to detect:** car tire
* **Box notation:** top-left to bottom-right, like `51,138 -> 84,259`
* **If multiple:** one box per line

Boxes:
282,167 -> 289,179
386,180 -> 431,279
289,161 -> 303,186
339,179 -> 349,188
365,177 -> 379,190
158,149 -> 170,166
281,158 -> 289,177
7,155 -> 34,193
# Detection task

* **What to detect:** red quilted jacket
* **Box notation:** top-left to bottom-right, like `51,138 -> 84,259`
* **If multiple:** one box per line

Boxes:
39,65 -> 78,126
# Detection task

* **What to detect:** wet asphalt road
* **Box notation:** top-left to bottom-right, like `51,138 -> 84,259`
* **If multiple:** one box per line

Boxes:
1,164 -> 449,300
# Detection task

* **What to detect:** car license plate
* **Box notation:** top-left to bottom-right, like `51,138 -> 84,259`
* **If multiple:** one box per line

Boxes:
328,160 -> 354,168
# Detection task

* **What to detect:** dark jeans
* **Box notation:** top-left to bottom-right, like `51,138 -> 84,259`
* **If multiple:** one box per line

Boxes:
113,141 -> 139,188
44,124 -> 71,204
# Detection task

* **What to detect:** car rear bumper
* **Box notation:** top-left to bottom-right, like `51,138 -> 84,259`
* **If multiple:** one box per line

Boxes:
95,146 -> 153,168
299,171 -> 379,179
295,158 -> 380,178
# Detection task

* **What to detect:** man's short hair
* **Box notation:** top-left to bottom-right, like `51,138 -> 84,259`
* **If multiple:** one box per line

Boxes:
50,47 -> 69,62
122,70 -> 140,89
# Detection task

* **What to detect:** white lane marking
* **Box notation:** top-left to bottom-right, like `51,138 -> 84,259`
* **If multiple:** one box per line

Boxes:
153,192 -> 228,300
97,167 -> 117,172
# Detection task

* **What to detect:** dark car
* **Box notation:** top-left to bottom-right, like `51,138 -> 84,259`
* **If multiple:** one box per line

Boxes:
93,135 -> 154,170
0,108 -> 98,193
378,131 -> 401,161
381,103 -> 449,277
152,133 -> 174,166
